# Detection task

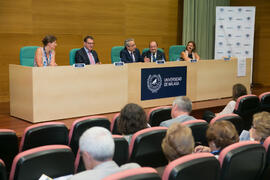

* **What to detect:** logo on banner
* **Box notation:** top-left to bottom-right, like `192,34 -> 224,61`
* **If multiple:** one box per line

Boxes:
220,8 -> 224,12
236,42 -> 241,46
245,51 -> 249,55
247,17 -> 251,21
228,17 -> 233,21
219,25 -> 224,29
147,74 -> 162,93
238,8 -> 242,12
237,25 -> 241,30
228,34 -> 232,38
218,42 -> 223,46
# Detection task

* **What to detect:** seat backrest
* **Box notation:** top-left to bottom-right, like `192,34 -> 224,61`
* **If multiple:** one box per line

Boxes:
162,153 -> 220,180
0,129 -> 18,173
169,45 -> 185,61
142,48 -> 164,54
0,159 -> 7,180
234,94 -> 260,130
10,145 -> 74,180
262,137 -> 270,180
219,141 -> 266,180
182,120 -> 209,146
129,127 -> 168,167
19,122 -> 69,152
111,46 -> 124,63
68,116 -> 111,155
69,48 -> 80,65
259,92 -> 270,112
103,167 -> 161,180
19,46 -> 39,67
210,113 -> 244,135
111,113 -> 121,135
74,135 -> 129,173
148,106 -> 172,127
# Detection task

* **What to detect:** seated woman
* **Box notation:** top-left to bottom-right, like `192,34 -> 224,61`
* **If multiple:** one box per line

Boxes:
203,83 -> 247,122
240,111 -> 270,143
180,41 -> 200,61
117,103 -> 148,143
156,123 -> 194,176
194,121 -> 239,157
34,35 -> 57,67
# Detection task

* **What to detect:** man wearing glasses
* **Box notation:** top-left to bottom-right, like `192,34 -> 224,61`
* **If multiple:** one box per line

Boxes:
120,38 -> 143,63
75,36 -> 100,65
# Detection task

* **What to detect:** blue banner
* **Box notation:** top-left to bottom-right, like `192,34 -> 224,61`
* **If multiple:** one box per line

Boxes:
141,66 -> 187,100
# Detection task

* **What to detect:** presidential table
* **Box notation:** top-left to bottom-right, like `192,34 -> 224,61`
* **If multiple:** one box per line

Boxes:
9,58 -> 252,123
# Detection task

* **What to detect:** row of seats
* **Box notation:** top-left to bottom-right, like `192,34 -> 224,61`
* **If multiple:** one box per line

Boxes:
142,92 -> 270,130
1,138 -> 270,180
19,45 -> 186,66
105,139 -> 270,180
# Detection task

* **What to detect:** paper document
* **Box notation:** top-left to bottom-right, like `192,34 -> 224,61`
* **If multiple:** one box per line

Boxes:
237,57 -> 246,77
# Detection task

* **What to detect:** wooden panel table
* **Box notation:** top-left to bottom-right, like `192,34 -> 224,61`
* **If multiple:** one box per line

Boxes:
9,58 -> 251,123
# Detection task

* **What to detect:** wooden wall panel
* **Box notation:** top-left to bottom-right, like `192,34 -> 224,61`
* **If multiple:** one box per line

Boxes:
231,0 -> 270,86
0,0 -> 180,102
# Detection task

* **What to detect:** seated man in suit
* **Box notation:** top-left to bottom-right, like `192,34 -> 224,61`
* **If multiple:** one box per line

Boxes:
75,36 -> 100,65
160,96 -> 195,127
120,38 -> 143,63
142,41 -> 166,62
70,127 -> 140,180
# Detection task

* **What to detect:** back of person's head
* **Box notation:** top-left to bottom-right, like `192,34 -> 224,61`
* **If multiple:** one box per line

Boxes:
232,83 -> 247,101
207,121 -> 239,150
79,127 -> 114,161
42,35 -> 57,46
162,123 -> 194,161
118,103 -> 147,135
252,111 -> 270,142
173,96 -> 192,113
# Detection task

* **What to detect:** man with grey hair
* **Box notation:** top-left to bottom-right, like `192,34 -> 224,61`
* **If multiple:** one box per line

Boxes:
70,127 -> 139,180
160,96 -> 196,127
120,38 -> 143,63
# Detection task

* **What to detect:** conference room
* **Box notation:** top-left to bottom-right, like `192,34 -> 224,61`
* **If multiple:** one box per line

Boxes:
0,0 -> 270,179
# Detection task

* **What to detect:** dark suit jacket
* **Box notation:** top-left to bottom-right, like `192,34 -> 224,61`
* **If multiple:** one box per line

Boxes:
120,48 -> 143,63
141,50 -> 166,62
75,48 -> 100,65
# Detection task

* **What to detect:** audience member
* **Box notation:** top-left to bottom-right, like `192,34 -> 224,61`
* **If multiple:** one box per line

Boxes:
160,96 -> 195,127
180,41 -> 200,61
203,83 -> 247,122
162,123 -> 195,161
120,38 -> 143,63
194,121 -> 239,157
70,127 -> 139,180
240,111 -> 270,143
142,41 -> 166,62
34,35 -> 57,67
156,123 -> 194,177
117,103 -> 148,143
75,36 -> 100,65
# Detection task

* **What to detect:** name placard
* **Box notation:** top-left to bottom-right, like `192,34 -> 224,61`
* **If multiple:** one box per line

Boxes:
141,66 -> 187,100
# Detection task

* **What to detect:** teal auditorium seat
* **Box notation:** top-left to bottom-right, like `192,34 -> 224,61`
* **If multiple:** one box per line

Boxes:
111,46 -> 124,63
142,48 -> 164,54
69,48 -> 80,65
169,45 -> 185,61
19,46 -> 39,67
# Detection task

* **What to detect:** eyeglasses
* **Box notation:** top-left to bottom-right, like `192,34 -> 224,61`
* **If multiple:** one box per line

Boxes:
86,42 -> 95,45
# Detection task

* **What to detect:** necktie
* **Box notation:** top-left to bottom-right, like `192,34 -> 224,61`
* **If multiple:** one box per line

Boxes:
152,53 -> 156,62
130,52 -> 135,62
88,51 -> 95,65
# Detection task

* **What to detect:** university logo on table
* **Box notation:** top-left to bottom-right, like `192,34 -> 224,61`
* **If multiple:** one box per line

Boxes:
147,74 -> 162,93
